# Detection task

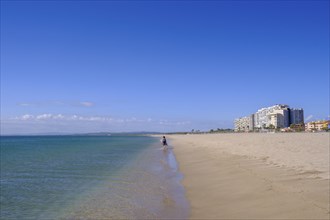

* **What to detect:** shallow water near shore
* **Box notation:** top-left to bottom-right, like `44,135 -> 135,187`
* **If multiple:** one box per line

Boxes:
1,135 -> 189,219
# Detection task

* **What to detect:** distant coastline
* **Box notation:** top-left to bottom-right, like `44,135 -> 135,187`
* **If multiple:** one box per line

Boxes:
0,131 -> 164,137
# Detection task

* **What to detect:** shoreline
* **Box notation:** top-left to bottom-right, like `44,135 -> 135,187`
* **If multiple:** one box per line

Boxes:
169,133 -> 330,219
60,136 -> 189,219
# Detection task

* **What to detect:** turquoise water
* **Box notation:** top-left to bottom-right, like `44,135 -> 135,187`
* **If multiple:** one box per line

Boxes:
0,135 -> 189,219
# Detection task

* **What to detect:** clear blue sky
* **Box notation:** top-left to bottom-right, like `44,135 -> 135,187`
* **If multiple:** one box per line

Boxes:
1,0 -> 329,134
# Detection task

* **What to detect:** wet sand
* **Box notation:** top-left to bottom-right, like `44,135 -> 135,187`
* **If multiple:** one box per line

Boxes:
169,133 -> 330,219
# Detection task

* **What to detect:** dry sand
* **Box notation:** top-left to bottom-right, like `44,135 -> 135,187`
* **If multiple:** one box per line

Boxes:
169,133 -> 330,219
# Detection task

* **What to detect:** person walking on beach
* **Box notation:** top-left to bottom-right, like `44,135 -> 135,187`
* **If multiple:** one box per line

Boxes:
161,136 -> 168,151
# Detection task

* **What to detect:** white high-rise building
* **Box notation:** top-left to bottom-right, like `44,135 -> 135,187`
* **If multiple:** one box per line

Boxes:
235,104 -> 303,131
254,104 -> 289,129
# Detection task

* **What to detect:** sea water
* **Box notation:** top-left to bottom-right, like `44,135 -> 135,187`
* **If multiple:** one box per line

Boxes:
0,135 -> 189,219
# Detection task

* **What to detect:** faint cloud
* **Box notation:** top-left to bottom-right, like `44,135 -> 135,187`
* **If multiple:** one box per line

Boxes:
10,114 -> 190,128
3,114 -> 194,135
53,114 -> 65,119
176,121 -> 191,125
20,114 -> 34,120
12,114 -> 115,122
18,103 -> 34,107
159,119 -> 191,126
305,115 -> 313,121
79,102 -> 94,107
36,114 -> 53,120
17,101 -> 94,107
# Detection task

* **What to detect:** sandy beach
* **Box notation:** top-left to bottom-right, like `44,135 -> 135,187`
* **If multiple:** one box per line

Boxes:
169,133 -> 330,219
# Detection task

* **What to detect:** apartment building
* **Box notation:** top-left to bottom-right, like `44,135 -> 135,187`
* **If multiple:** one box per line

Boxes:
235,104 -> 304,131
234,114 -> 254,132
305,120 -> 329,131
253,104 -> 290,129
